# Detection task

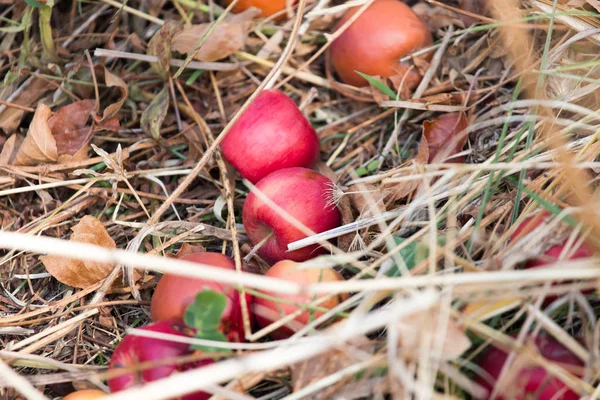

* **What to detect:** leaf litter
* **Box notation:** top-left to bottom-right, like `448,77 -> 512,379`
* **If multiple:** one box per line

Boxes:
1,0 -> 600,399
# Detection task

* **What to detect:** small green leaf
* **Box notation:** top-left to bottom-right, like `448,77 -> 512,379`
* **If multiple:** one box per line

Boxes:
385,236 -> 447,277
190,330 -> 231,353
356,72 -> 398,100
355,167 -> 368,177
367,160 -> 380,172
24,0 -> 45,8
183,289 -> 227,332
141,85 -> 170,140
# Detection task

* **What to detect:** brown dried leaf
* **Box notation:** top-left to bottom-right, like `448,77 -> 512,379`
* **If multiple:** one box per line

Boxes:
0,135 -> 24,166
40,215 -> 119,288
99,67 -> 128,122
423,112 -> 469,163
147,20 -> 183,78
48,99 -> 96,157
172,8 -> 259,62
0,77 -> 53,134
172,243 -> 206,259
14,103 -> 58,166
347,183 -> 386,218
397,305 -> 471,361
313,161 -> 337,183
382,140 -> 428,201
337,194 -> 355,252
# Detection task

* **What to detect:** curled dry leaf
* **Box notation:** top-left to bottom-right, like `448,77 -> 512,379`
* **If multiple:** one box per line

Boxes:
147,20 -> 183,78
0,77 -> 54,134
14,104 -> 58,166
0,135 -> 24,166
48,99 -> 96,162
382,137 -> 429,201
41,215 -> 122,288
141,85 -> 170,140
397,305 -> 471,361
172,7 -> 260,62
99,66 -> 129,122
423,112 -> 469,163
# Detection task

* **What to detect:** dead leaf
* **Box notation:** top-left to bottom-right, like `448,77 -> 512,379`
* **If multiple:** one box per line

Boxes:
48,99 -> 96,157
397,305 -> 471,361
382,139 -> 428,201
147,20 -> 183,78
0,135 -> 24,166
40,215 -> 123,288
14,103 -> 58,166
313,161 -> 337,183
347,183 -> 386,218
141,85 -> 170,140
337,194 -> 355,252
99,67 -> 128,122
423,112 -> 469,163
463,297 -> 522,321
172,8 -> 259,62
172,243 -> 206,259
0,77 -> 53,134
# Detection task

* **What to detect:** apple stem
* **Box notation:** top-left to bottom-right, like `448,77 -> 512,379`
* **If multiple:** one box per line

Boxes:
243,232 -> 274,262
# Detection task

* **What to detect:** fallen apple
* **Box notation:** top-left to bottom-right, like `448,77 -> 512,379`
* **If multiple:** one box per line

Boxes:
330,0 -> 433,88
254,260 -> 347,339
224,0 -> 293,19
242,167 -> 341,263
151,252 -> 251,342
220,89 -> 320,184
476,333 -> 583,400
108,319 -> 213,400
62,390 -> 107,400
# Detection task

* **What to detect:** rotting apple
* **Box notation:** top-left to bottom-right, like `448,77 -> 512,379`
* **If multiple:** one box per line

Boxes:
254,260 -> 347,339
151,252 -> 251,342
330,0 -> 433,88
220,89 -> 320,184
242,167 -> 342,263
224,0 -> 293,19
62,390 -> 107,400
108,319 -> 213,400
476,332 -> 583,400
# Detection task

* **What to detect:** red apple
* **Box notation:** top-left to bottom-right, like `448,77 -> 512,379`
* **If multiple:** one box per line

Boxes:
254,260 -> 347,339
511,212 -> 592,269
224,0 -> 292,19
330,0 -> 433,88
151,252 -> 251,343
63,390 -> 106,400
220,90 -> 320,184
108,319 -> 213,400
476,333 -> 583,400
242,167 -> 341,263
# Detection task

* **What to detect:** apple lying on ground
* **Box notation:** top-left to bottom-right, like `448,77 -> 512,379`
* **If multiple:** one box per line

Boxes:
476,333 -> 583,400
511,212 -> 592,269
224,0 -> 292,19
220,89 -> 320,184
243,167 -> 341,263
254,260 -> 347,339
151,252 -> 251,342
63,390 -> 107,400
330,0 -> 433,88
109,320 -> 213,400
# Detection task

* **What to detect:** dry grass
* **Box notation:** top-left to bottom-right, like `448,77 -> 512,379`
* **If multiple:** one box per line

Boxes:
1,0 -> 600,399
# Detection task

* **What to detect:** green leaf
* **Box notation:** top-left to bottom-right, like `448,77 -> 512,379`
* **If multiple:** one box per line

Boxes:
141,85 -> 170,140
190,330 -> 231,353
356,72 -> 397,100
24,0 -> 45,8
184,289 -> 227,332
385,236 -> 447,277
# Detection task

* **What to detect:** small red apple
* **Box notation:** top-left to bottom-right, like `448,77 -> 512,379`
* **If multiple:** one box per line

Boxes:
242,167 -> 341,263
220,90 -> 320,184
151,252 -> 251,343
511,212 -> 592,269
63,390 -> 107,400
254,260 -> 347,339
224,0 -> 293,19
476,333 -> 583,400
330,0 -> 433,88
108,319 -> 213,400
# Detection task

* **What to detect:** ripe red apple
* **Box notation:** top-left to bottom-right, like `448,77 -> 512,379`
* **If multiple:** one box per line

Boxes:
151,252 -> 251,343
254,260 -> 347,339
330,0 -> 433,88
476,333 -> 583,400
108,319 -> 213,400
224,0 -> 292,19
220,89 -> 320,184
242,167 -> 341,263
511,212 -> 592,269
63,390 -> 106,400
